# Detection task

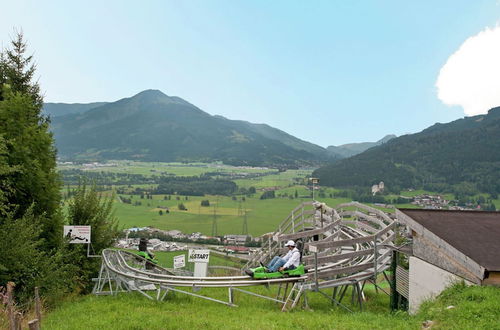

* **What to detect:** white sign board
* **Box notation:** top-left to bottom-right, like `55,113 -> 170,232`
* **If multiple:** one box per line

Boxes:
309,244 -> 318,253
188,249 -> 210,263
64,225 -> 91,244
173,254 -> 185,269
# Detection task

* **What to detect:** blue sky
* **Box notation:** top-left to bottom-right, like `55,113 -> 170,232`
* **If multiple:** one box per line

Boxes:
2,1 -> 500,146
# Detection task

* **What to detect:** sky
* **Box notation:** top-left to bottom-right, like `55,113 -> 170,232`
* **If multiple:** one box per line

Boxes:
2,1 -> 500,147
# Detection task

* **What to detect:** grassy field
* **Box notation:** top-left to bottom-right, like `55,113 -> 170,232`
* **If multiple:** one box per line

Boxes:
59,160 -> 275,177
153,250 -> 246,270
233,169 -> 310,189
40,283 -> 500,329
60,161 -> 500,237
113,194 -> 351,236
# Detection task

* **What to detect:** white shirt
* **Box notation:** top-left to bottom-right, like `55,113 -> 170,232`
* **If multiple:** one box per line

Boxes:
283,247 -> 300,269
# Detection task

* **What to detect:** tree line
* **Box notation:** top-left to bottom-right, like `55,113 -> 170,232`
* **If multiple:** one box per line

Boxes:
155,175 -> 237,196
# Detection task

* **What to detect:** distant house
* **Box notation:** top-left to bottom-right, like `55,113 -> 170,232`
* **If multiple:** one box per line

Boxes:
189,232 -> 202,240
396,209 -> 500,313
371,181 -> 385,195
165,230 -> 184,238
223,234 -> 250,245
225,246 -> 250,254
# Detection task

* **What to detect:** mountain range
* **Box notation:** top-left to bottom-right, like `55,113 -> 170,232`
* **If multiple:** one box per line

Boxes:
48,90 -> 335,167
326,134 -> 396,158
313,107 -> 500,195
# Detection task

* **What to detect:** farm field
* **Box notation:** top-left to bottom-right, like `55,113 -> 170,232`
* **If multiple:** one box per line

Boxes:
59,160 -> 277,177
113,194 -> 352,236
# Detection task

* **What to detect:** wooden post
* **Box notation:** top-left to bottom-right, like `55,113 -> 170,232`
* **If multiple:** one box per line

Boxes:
35,286 -> 41,326
390,250 -> 399,311
28,319 -> 40,330
301,206 -> 304,228
314,251 -> 319,291
7,282 -> 16,330
15,312 -> 22,330
373,236 -> 378,281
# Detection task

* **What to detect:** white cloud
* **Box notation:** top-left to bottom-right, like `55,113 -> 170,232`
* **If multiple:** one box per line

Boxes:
436,25 -> 500,116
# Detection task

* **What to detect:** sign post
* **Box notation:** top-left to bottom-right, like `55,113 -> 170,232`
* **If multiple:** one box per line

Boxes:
63,225 -> 91,243
188,249 -> 210,277
63,226 -> 100,257
173,254 -> 186,269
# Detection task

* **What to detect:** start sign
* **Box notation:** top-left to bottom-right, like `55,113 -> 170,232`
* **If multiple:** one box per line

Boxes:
188,249 -> 210,263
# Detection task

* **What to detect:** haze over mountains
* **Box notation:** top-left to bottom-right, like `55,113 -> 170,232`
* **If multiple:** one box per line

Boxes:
326,134 -> 396,159
45,89 -> 500,194
314,106 -> 500,195
48,90 -> 334,167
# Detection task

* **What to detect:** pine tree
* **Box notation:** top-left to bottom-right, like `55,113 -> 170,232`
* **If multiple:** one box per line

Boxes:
0,135 -> 19,216
0,32 -> 62,248
0,31 -> 78,306
2,31 -> 43,106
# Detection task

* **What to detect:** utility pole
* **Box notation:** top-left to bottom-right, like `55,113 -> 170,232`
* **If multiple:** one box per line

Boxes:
309,177 -> 319,201
242,200 -> 248,236
211,196 -> 218,237
237,200 -> 243,217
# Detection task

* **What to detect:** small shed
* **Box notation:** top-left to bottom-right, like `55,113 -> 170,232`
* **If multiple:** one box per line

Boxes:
396,209 -> 500,313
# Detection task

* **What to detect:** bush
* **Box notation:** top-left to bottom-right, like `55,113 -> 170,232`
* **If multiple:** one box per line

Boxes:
260,190 -> 275,200
200,200 -> 210,207
178,203 -> 187,211
0,208 -> 75,306
66,181 -> 119,293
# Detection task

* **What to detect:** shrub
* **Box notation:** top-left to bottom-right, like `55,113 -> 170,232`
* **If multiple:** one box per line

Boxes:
0,208 -> 76,306
260,190 -> 275,200
66,181 -> 119,293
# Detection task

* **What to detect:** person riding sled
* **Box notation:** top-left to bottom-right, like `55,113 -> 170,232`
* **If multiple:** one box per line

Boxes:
137,238 -> 158,269
265,240 -> 300,272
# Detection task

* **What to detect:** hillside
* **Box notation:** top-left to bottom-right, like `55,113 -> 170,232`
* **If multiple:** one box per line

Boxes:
39,283 -> 500,329
314,107 -> 500,195
50,90 -> 332,167
326,134 -> 396,158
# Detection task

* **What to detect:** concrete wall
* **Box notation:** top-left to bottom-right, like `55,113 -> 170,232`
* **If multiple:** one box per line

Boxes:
409,256 -> 473,314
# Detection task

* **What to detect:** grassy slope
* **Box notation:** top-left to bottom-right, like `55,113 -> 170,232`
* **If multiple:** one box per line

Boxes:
41,284 -> 500,329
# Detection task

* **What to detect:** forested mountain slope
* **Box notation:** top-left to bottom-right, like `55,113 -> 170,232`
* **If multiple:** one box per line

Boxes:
50,90 -> 332,167
314,107 -> 500,195
43,102 -> 108,117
